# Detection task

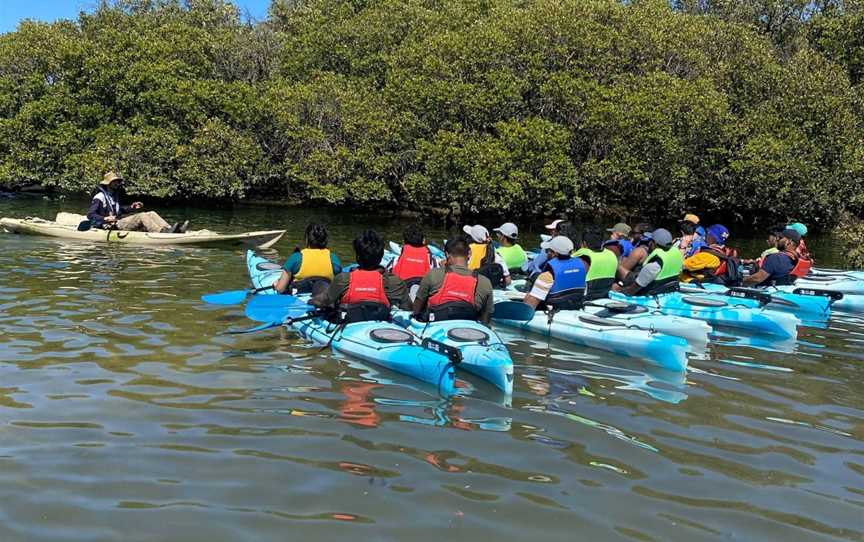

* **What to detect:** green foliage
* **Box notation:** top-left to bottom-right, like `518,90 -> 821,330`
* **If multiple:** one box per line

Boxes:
0,0 -> 863,225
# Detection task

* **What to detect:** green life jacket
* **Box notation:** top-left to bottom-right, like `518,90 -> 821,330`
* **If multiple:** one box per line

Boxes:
497,243 -> 527,270
573,247 -> 618,300
636,245 -> 684,295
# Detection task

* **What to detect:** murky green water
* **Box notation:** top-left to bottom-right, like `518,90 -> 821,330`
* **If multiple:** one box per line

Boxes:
1,197 -> 862,541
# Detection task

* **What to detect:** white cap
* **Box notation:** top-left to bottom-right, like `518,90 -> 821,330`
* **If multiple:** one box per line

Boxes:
545,219 -> 565,230
540,234 -> 552,243
540,235 -> 574,255
462,224 -> 490,243
493,222 -> 518,239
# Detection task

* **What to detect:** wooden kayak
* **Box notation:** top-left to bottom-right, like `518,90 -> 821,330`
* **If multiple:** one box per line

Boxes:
0,217 -> 286,248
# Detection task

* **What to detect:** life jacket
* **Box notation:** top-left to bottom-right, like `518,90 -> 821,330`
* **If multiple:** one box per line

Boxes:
603,239 -> 633,259
768,250 -> 812,285
469,242 -> 505,288
690,245 -> 742,286
392,244 -> 432,287
467,243 -> 488,270
573,248 -> 617,300
796,239 -> 812,261
93,186 -> 121,217
295,248 -> 335,281
544,256 -> 587,310
635,246 -> 684,296
497,244 -> 527,271
340,269 -> 391,323
427,270 -> 478,321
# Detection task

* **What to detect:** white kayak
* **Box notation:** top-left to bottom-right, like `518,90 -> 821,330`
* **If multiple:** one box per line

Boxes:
1,217 -> 286,249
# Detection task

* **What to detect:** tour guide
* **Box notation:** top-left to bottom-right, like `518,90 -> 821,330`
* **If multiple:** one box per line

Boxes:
86,171 -> 187,233
412,237 -> 494,324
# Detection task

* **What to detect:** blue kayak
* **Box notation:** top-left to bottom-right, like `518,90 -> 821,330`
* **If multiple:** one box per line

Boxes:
679,283 -> 831,321
245,250 -> 457,395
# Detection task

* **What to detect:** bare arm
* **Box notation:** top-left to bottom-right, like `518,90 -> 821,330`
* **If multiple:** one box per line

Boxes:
274,270 -> 292,294
743,269 -> 769,286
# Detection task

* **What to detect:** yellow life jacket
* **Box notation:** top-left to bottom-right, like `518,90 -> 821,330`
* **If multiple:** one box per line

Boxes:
296,248 -> 334,280
467,243 -> 488,271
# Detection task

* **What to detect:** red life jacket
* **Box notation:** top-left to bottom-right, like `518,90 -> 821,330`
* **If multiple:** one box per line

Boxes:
785,250 -> 812,279
428,272 -> 477,308
392,244 -> 431,282
342,269 -> 390,307
701,245 -> 738,277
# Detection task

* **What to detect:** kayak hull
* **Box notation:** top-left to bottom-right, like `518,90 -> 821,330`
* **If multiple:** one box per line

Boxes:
2,217 -> 285,248
680,282 -> 831,320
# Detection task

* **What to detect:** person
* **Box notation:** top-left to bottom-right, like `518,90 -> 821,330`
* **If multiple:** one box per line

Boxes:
494,222 -> 527,273
614,228 -> 683,296
310,230 -> 407,322
603,223 -> 633,259
523,219 -> 568,277
787,222 -> 812,260
463,224 -> 511,288
744,229 -> 812,286
389,224 -> 436,293
86,171 -> 186,233
413,236 -> 494,324
574,227 -> 619,300
274,223 -> 342,295
677,214 -> 706,257
616,222 -> 654,282
680,224 -> 741,285
522,236 -> 586,310
741,224 -> 786,269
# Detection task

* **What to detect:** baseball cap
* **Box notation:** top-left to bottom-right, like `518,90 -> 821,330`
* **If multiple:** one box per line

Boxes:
651,228 -> 673,246
781,228 -> 802,243
787,222 -> 808,237
706,224 -> 730,245
493,222 -> 518,239
682,213 -> 700,224
540,235 -> 574,255
545,219 -> 565,230
606,223 -> 631,236
462,224 -> 490,243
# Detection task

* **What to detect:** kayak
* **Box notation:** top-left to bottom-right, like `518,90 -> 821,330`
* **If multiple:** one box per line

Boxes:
245,250 -> 457,395
497,285 -> 712,346
492,303 -> 691,372
390,311 -> 514,395
608,291 -> 799,339
1,216 -> 285,249
678,282 -> 832,320
789,275 -> 864,295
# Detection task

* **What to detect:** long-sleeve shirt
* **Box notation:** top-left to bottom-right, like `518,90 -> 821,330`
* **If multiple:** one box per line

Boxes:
86,189 -> 133,226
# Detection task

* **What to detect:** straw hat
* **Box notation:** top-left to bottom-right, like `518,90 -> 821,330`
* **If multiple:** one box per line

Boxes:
101,171 -> 124,185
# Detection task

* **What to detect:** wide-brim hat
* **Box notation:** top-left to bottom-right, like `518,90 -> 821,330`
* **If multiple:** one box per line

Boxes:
101,171 -> 124,185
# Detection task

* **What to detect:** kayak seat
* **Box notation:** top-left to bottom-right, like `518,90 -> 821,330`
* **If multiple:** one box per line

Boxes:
369,328 -> 414,343
578,314 -> 625,327
447,327 -> 490,343
601,301 -> 647,314
681,296 -> 727,307
256,262 -> 282,271
802,275 -> 841,283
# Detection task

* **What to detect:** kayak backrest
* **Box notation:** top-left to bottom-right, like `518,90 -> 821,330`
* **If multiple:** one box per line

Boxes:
578,314 -> 626,327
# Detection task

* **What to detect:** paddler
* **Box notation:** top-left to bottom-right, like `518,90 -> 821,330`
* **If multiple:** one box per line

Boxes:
677,213 -> 705,257
522,235 -> 586,310
87,171 -> 187,233
680,224 -> 742,285
603,222 -> 633,259
493,222 -> 527,274
413,236 -> 494,324
743,228 -> 812,286
522,219 -> 568,277
614,228 -> 683,296
787,222 -> 812,260
616,222 -> 653,283
574,227 -> 619,300
274,222 -> 342,295
310,229 -> 407,322
388,223 -> 437,296
463,224 -> 512,288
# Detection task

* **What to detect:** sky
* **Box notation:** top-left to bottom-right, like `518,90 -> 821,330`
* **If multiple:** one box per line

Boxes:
0,0 -> 273,34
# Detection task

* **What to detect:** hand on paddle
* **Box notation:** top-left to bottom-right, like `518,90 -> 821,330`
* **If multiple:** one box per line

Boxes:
131,202 -> 143,210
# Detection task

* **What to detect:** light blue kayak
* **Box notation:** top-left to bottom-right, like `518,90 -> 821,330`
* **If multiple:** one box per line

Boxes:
246,250 -> 457,395
608,291 -> 799,339
679,282 -> 831,320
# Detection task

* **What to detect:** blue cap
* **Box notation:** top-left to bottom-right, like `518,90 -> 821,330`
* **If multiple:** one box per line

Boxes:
787,222 -> 808,237
706,224 -> 730,245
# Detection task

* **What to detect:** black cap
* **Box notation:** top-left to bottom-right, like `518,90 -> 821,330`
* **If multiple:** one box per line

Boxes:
781,229 -> 802,243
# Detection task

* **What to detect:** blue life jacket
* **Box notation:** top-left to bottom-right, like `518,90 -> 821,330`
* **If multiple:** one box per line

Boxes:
603,239 -> 633,259
545,257 -> 587,310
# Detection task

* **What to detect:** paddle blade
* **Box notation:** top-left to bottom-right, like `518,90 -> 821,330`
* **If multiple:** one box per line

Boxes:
245,294 -> 314,323
201,289 -> 250,305
493,301 -> 536,321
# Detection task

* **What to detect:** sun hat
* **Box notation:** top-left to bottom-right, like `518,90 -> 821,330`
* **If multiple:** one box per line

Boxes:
787,222 -> 808,237
706,224 -> 730,245
651,228 -> 673,247
544,219 -> 565,230
462,224 -> 490,243
540,235 -> 574,255
101,171 -> 123,185
493,223 -> 519,239
606,223 -> 631,236
682,213 -> 700,224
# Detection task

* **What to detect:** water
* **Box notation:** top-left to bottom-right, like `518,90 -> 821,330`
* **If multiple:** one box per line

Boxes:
0,197 -> 862,541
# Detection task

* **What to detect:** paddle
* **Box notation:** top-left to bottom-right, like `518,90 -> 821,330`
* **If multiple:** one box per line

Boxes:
245,294 -> 314,323
492,301 -> 536,321
201,285 -> 274,305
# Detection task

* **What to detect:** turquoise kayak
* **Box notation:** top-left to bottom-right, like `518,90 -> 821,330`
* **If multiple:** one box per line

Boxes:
246,251 -> 457,395
608,291 -> 799,339
791,275 -> 864,295
679,282 -> 832,320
